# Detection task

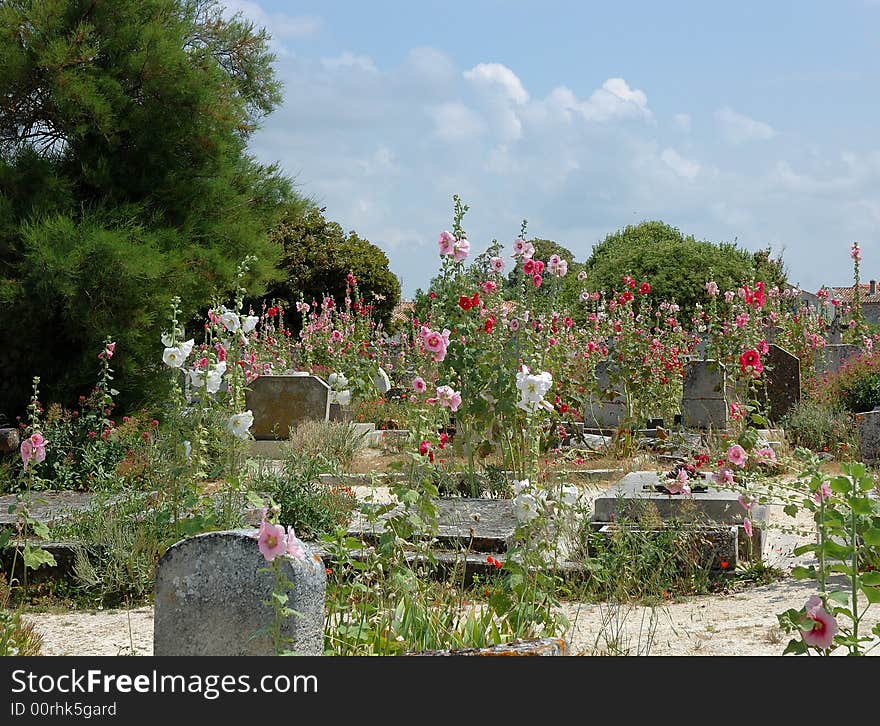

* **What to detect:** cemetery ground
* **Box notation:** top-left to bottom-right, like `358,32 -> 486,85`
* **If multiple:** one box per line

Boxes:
6,432 -> 880,657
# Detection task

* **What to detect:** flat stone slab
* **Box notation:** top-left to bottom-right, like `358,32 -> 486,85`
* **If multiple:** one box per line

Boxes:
348,498 -> 516,553
0,491 -> 108,528
592,471 -> 765,525
407,637 -> 568,656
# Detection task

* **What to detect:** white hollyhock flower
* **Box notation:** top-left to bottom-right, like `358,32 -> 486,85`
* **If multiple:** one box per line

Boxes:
205,361 -> 227,394
514,493 -> 539,524
241,315 -> 259,334
188,367 -> 205,387
512,479 -> 531,496
179,339 -> 195,358
163,346 -> 186,368
219,309 -> 240,333
374,367 -> 391,394
183,440 -> 192,460
227,411 -> 254,439
327,372 -> 348,390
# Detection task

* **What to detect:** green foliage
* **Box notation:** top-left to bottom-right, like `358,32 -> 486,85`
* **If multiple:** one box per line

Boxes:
250,451 -> 356,540
0,0 -> 300,415
0,574 -> 42,656
264,206 -> 401,329
286,420 -> 367,472
780,399 -> 857,456
815,352 -> 880,413
583,221 -> 787,321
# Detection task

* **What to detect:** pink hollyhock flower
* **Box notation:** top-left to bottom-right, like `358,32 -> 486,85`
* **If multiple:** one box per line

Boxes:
743,517 -> 753,538
851,241 -> 862,262
814,481 -> 832,503
727,444 -> 747,468
286,527 -> 306,560
438,230 -> 456,256
534,260 -> 545,275
523,259 -> 536,275
521,241 -> 535,259
490,256 -> 505,273
436,385 -> 462,412
735,312 -> 750,328
533,274 -> 543,288
419,440 -> 431,456
330,330 -> 344,343
548,254 -> 561,268
755,446 -> 777,463
482,280 -> 497,294
801,595 -> 839,649
738,493 -> 756,510
509,319 -> 520,332
20,432 -> 47,471
412,376 -> 427,393
724,290 -> 735,303
713,468 -> 735,486
577,270 -> 587,281
453,237 -> 470,262
422,328 -> 449,362
705,281 -> 719,297
512,238 -> 527,256
258,520 -> 287,561
556,260 -> 568,277
665,469 -> 691,495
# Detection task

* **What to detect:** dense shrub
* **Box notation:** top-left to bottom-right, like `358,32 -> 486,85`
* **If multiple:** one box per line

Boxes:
780,400 -> 857,456
813,353 -> 880,413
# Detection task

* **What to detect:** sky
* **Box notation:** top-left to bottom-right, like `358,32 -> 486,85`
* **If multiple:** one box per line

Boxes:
222,0 -> 880,297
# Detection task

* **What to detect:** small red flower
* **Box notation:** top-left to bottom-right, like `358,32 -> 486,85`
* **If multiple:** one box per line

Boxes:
720,560 -> 729,569
471,292 -> 480,307
484,316 -> 495,333
739,349 -> 763,376
638,282 -> 651,295
458,295 -> 472,311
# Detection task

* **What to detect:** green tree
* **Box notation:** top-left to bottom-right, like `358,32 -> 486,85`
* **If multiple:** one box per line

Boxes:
0,0 -> 299,414
263,206 -> 401,329
583,221 -> 787,320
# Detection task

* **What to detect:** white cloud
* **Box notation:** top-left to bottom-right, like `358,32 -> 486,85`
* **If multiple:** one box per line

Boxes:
464,63 -> 529,104
661,148 -> 701,180
430,102 -> 487,142
715,106 -> 775,143
321,52 -> 378,73
220,1 -> 321,39
579,78 -> 651,121
673,113 -> 692,132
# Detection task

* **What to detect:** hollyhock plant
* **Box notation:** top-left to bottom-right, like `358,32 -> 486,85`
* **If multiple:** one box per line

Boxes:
800,595 -> 839,649
727,444 -> 747,468
813,481 -> 832,503
435,385 -> 462,412
438,230 -> 456,256
452,237 -> 470,262
227,410 -> 254,440
286,527 -> 306,560
20,432 -> 47,471
258,519 -> 288,561
739,349 -> 763,377
490,256 -> 505,273
412,376 -> 427,394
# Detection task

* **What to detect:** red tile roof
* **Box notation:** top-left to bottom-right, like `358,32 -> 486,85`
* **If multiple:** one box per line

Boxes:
830,284 -> 880,304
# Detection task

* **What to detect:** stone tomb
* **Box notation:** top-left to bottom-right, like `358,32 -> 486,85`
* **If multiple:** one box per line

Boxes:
592,471 -> 766,563
855,409 -> 880,463
681,360 -> 731,430
582,360 -> 627,429
245,374 -> 330,440
154,529 -> 326,656
816,344 -> 859,377
758,344 -> 801,422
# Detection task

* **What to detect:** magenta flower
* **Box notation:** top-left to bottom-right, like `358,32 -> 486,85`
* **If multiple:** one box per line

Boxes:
801,595 -> 839,649
742,517 -> 753,538
330,330 -> 344,343
814,481 -> 832,504
727,444 -> 747,468
523,259 -> 536,275
258,520 -> 287,561
851,241 -> 862,262
412,376 -> 427,394
713,467 -> 734,486
452,237 -> 470,262
755,446 -> 777,464
665,468 -> 691,495
20,432 -> 47,471
532,274 -> 543,288
738,493 -> 756,511
438,230 -> 455,256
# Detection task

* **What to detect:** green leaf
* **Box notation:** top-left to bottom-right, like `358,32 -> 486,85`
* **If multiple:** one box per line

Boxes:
31,521 -> 51,539
783,504 -> 799,518
861,571 -> 880,586
863,586 -> 880,604
864,528 -> 880,546
827,590 -> 851,605
793,544 -> 816,557
822,540 -> 854,560
790,566 -> 815,580
23,546 -> 56,570
829,476 -> 852,494
850,498 -> 875,515
782,638 -> 808,655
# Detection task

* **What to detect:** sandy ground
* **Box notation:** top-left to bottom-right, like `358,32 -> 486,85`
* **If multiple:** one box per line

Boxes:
22,482 -> 880,656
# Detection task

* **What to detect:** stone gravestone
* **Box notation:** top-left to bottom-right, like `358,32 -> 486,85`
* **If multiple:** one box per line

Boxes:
856,409 -> 880,464
816,344 -> 859,377
759,344 -> 801,422
583,360 -> 626,429
681,360 -> 730,430
245,374 -> 330,440
154,529 -> 326,656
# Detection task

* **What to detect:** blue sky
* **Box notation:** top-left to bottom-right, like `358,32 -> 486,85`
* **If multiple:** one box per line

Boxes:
223,0 -> 880,296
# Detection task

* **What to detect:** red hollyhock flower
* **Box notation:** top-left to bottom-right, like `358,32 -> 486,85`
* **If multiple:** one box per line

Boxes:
458,295 -> 472,311
739,349 -> 763,376
484,316 -> 495,333
471,292 -> 480,307
638,282 -> 651,294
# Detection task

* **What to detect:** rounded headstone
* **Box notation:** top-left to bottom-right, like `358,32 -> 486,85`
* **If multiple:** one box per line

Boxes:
154,529 -> 326,656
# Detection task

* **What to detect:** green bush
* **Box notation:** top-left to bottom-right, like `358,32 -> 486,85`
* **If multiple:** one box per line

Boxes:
814,353 -> 880,413
0,574 -> 42,656
781,400 -> 857,456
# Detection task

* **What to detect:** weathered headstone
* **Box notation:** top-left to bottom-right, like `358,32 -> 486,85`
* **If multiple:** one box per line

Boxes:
856,409 -> 880,463
816,344 -> 859,377
245,374 -> 330,440
759,344 -> 800,422
0,426 -> 19,454
583,360 -> 626,428
592,471 -> 767,561
154,529 -> 326,656
681,360 -> 730,430
826,314 -> 842,345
